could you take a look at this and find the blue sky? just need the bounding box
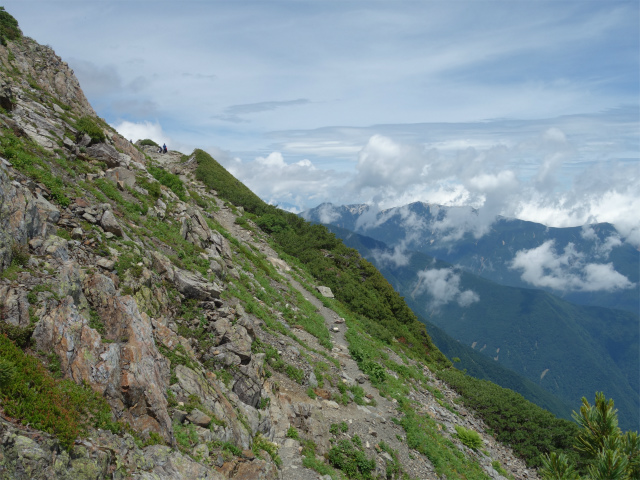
[5,1,639,243]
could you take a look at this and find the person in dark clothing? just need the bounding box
[162,143,167,154]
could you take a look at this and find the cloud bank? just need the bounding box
[509,240,634,292]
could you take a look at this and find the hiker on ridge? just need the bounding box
[163,143,167,154]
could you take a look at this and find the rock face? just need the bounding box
[0,17,541,480]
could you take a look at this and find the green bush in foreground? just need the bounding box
[0,335,118,449]
[540,393,640,480]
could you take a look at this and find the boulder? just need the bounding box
[316,286,334,298]
[186,408,212,428]
[105,166,136,188]
[100,209,123,237]
[172,269,221,300]
[86,143,121,168]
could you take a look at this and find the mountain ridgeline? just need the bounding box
[0,8,638,480]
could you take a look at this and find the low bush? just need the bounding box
[139,139,159,147]
[0,334,118,450]
[455,425,483,450]
[75,116,105,143]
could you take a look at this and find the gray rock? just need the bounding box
[42,235,69,262]
[187,408,212,428]
[71,227,83,239]
[105,166,136,188]
[173,268,221,300]
[172,409,188,424]
[100,209,123,237]
[316,286,334,298]
[96,257,115,270]
[82,212,97,224]
[86,143,120,168]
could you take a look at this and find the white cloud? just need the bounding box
[414,267,479,309]
[580,225,623,258]
[372,241,412,268]
[112,120,169,146]
[317,203,341,224]
[509,240,634,292]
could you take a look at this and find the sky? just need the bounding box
[5,1,639,245]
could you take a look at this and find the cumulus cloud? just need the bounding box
[371,242,412,268]
[223,151,336,211]
[413,267,480,309]
[509,240,634,292]
[112,120,169,145]
[316,203,341,224]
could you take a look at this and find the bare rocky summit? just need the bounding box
[0,22,543,480]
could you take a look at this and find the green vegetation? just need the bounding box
[399,408,491,479]
[286,426,299,440]
[329,421,349,435]
[328,438,375,480]
[149,165,187,201]
[0,335,118,450]
[0,128,71,207]
[139,138,159,147]
[438,367,581,468]
[75,116,105,143]
[455,425,483,450]
[540,393,640,480]
[0,7,21,46]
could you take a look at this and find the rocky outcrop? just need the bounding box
[0,37,95,117]
[33,275,173,442]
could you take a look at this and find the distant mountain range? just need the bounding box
[303,202,639,313]
[302,203,640,430]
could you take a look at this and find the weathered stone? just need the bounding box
[96,257,115,270]
[151,250,175,281]
[0,286,30,327]
[316,286,334,298]
[105,166,136,188]
[267,256,290,272]
[34,276,173,442]
[71,227,83,239]
[86,143,120,168]
[233,458,278,480]
[42,235,69,262]
[100,209,123,237]
[187,408,212,428]
[173,268,221,300]
[172,409,188,424]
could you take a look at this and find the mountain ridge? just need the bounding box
[0,8,636,479]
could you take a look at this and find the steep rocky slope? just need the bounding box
[0,17,548,480]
